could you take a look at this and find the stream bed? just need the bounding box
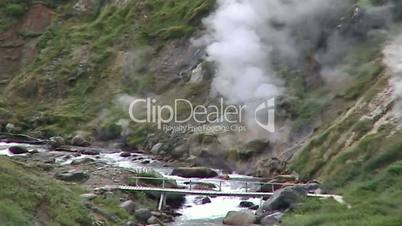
[0,142,262,225]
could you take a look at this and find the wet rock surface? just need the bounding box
[55,171,90,182]
[171,167,218,178]
[8,146,28,154]
[223,210,256,225]
[257,185,308,214]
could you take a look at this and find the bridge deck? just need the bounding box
[104,185,340,200]
[118,185,274,196]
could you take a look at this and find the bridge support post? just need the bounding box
[158,192,166,211]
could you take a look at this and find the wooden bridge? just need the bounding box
[100,176,340,210]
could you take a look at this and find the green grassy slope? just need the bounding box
[0,157,91,226]
[0,0,214,137]
[285,50,402,225]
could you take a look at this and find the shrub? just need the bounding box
[4,3,25,17]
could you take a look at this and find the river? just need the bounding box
[0,142,261,225]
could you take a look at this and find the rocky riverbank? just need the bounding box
[0,135,329,226]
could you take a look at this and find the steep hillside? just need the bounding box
[0,0,400,177]
[284,30,402,226]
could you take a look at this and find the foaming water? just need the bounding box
[0,142,47,156]
[0,142,261,225]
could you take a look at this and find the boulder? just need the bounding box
[147,216,158,224]
[150,143,163,154]
[31,152,57,164]
[194,196,211,205]
[239,201,255,208]
[5,123,18,133]
[120,200,137,214]
[257,185,307,214]
[171,144,189,158]
[260,212,283,226]
[223,210,256,225]
[256,158,287,178]
[171,167,218,178]
[8,146,28,154]
[258,183,283,193]
[55,171,89,182]
[80,149,100,155]
[135,208,152,223]
[49,136,65,148]
[29,149,39,154]
[120,152,131,157]
[71,135,91,147]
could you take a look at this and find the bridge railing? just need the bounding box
[129,176,291,193]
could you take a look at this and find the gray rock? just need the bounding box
[29,149,39,154]
[260,212,283,226]
[8,146,28,154]
[171,167,218,178]
[147,216,158,224]
[189,63,204,83]
[141,160,151,164]
[80,149,100,155]
[31,152,58,164]
[5,123,17,133]
[71,135,91,146]
[135,208,152,223]
[55,171,89,182]
[71,158,95,165]
[171,144,188,158]
[194,196,211,205]
[120,152,131,157]
[120,200,136,214]
[49,136,65,148]
[239,201,255,208]
[125,221,136,226]
[151,143,163,154]
[257,185,307,214]
[223,210,256,225]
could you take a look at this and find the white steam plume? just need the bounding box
[384,34,402,101]
[197,0,344,105]
[200,0,280,104]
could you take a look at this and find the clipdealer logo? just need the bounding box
[128,98,275,133]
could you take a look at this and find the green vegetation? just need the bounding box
[4,3,25,17]
[0,157,91,226]
[283,159,402,226]
[91,194,130,223]
[289,68,402,225]
[0,0,215,138]
[0,0,71,31]
[138,0,215,42]
[126,123,154,148]
[340,61,383,100]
